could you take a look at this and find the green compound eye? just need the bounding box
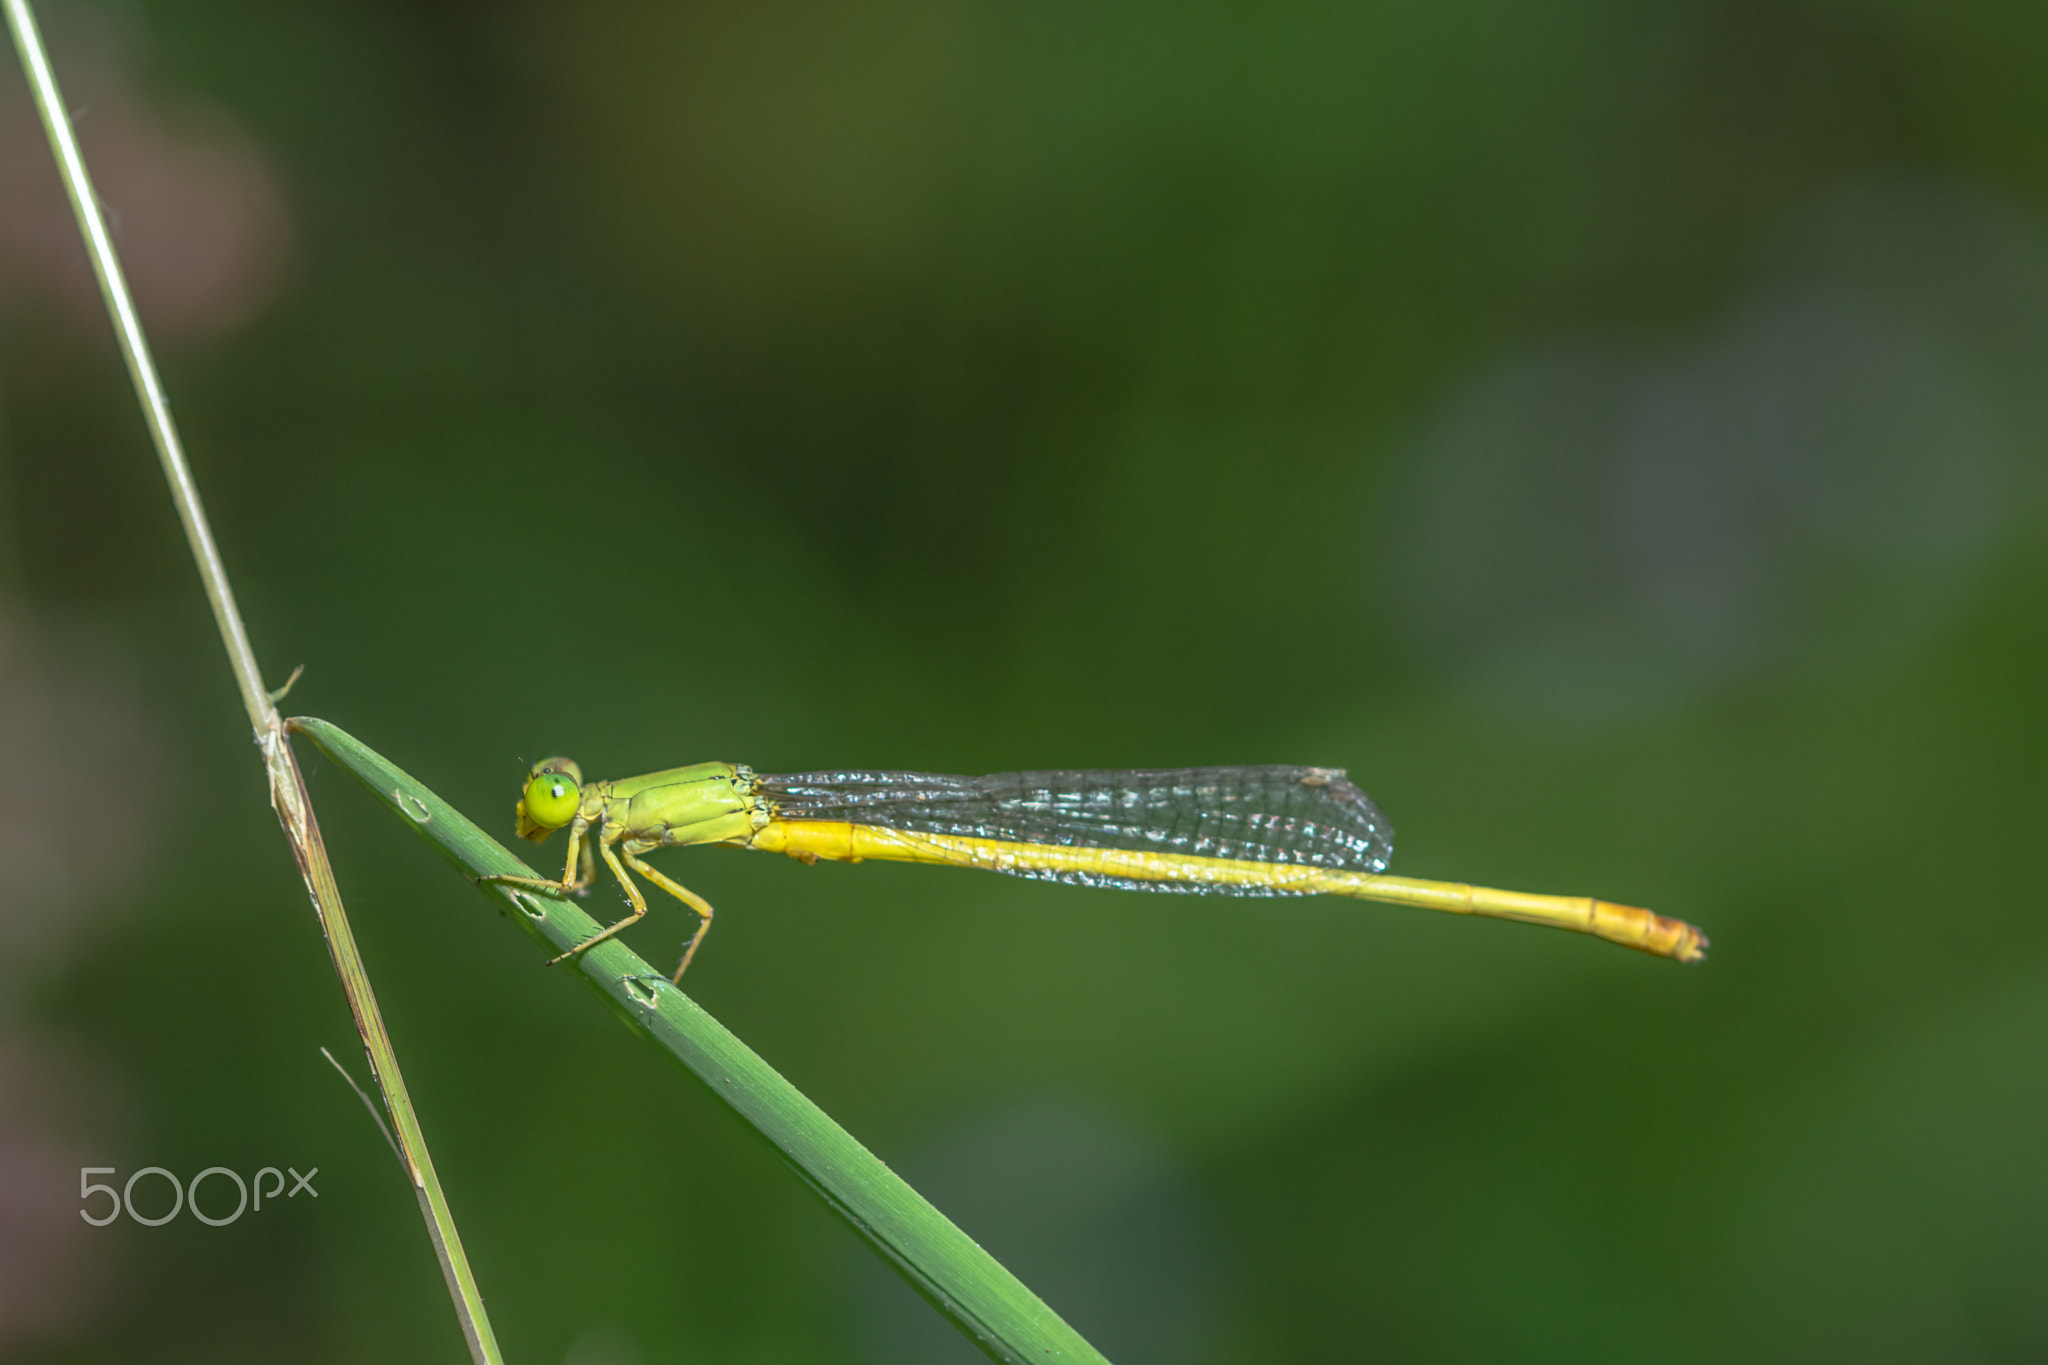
[520,769,580,830]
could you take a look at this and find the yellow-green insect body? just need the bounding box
[502,757,763,981]
[491,755,1706,984]
[517,759,758,848]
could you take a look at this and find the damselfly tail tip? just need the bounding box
[1676,924,1709,965]
[1590,899,1708,964]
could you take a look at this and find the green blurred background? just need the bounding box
[2,0,2046,1360]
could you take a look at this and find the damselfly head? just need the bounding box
[516,756,583,840]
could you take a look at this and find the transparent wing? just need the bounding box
[753,765,1393,896]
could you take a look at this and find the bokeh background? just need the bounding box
[3,0,2046,1360]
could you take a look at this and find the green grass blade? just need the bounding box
[288,716,1113,1365]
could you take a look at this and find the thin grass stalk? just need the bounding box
[0,6,502,1360]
